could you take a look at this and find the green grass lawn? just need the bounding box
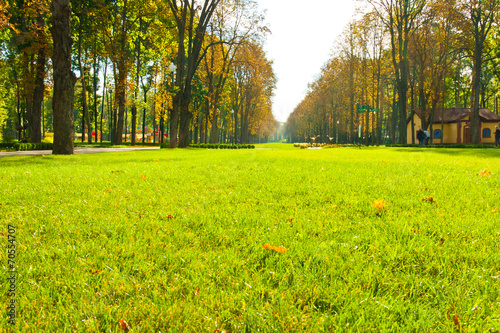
[1,144,500,332]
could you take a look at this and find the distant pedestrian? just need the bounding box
[416,129,424,146]
[495,126,500,148]
[423,130,430,145]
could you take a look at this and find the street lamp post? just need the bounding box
[336,120,339,144]
[231,109,234,144]
[167,62,176,144]
[109,88,114,144]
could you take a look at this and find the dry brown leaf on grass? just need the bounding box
[479,169,491,177]
[119,319,130,331]
[262,244,288,253]
[453,314,460,330]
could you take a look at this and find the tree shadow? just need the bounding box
[390,147,500,159]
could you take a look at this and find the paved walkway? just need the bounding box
[0,146,160,157]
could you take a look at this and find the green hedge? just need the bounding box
[0,142,16,149]
[386,144,492,149]
[159,143,255,149]
[14,143,53,151]
[190,143,255,149]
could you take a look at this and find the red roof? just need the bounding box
[409,108,500,124]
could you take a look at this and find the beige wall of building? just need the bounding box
[407,114,499,144]
[439,123,456,144]
[482,122,498,144]
[407,114,422,143]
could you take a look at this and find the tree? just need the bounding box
[366,0,427,144]
[31,5,49,143]
[203,0,266,143]
[457,0,499,143]
[166,0,221,148]
[51,0,76,154]
[75,0,92,143]
[231,41,276,143]
[5,0,50,143]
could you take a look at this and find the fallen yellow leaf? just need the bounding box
[373,199,386,210]
[262,244,288,253]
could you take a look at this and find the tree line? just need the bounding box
[0,0,277,153]
[286,0,500,145]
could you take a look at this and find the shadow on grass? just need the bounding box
[0,156,50,166]
[390,147,500,159]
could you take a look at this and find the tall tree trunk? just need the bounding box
[349,62,354,143]
[131,21,141,146]
[178,90,193,147]
[31,14,46,144]
[100,59,107,143]
[209,112,218,143]
[471,39,483,144]
[142,87,148,144]
[234,110,238,144]
[24,55,34,139]
[78,1,92,144]
[115,0,128,145]
[51,0,76,154]
[167,0,220,148]
[169,18,185,148]
[93,37,99,142]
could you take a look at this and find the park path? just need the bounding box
[0,146,160,157]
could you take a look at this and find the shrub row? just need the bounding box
[14,142,53,151]
[294,143,366,149]
[387,144,493,149]
[0,142,16,149]
[190,143,255,149]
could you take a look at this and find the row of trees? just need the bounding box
[0,0,277,153]
[287,0,500,145]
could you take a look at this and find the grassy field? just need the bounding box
[1,144,500,332]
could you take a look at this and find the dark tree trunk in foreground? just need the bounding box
[51,0,76,154]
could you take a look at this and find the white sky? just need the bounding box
[257,1,358,122]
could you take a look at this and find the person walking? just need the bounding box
[416,129,424,146]
[495,126,500,148]
[423,129,431,145]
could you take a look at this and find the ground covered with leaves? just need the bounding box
[1,144,499,332]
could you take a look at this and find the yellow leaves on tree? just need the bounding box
[262,244,288,253]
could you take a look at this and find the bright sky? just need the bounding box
[257,1,358,122]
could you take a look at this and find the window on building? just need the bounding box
[434,129,442,139]
[483,128,491,138]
